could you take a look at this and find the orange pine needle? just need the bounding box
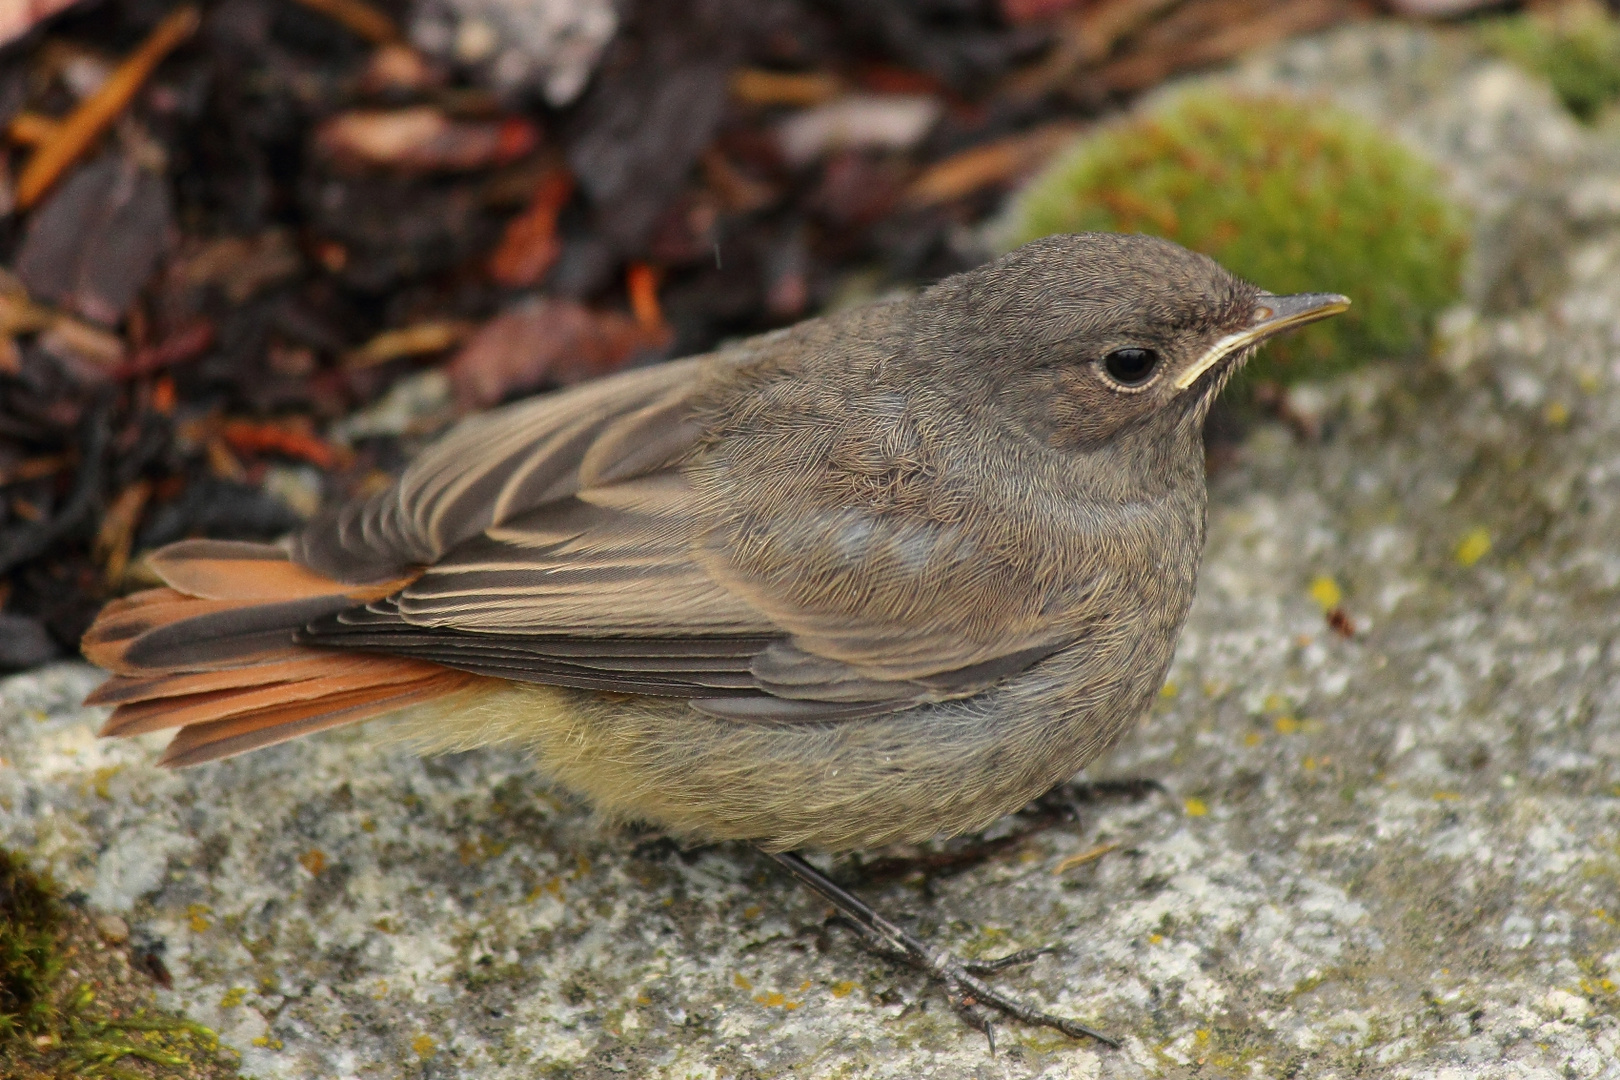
[488,170,574,288]
[152,377,177,414]
[16,6,201,210]
[95,479,155,586]
[7,112,63,148]
[220,420,350,470]
[626,263,665,331]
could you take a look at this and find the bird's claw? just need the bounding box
[767,852,1118,1048]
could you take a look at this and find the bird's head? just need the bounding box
[912,233,1348,462]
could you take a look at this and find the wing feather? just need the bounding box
[290,357,709,583]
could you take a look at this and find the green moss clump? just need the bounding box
[1,849,62,1041]
[998,92,1468,389]
[1480,2,1620,123]
[1,847,243,1080]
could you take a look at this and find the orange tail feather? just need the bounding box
[80,539,471,766]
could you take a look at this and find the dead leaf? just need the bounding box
[903,122,1082,207]
[16,151,174,326]
[315,107,539,172]
[701,147,777,214]
[344,319,473,368]
[730,69,842,107]
[171,229,302,304]
[37,315,124,378]
[488,169,573,287]
[0,0,83,50]
[94,478,153,586]
[777,94,943,167]
[448,298,672,411]
[360,43,447,95]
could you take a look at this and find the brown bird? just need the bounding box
[80,233,1346,1045]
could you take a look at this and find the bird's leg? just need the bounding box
[764,850,1117,1050]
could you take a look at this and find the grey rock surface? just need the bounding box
[4,23,1620,1079]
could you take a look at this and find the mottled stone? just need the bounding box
[3,22,1620,1080]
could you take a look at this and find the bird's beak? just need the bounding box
[1172,292,1352,391]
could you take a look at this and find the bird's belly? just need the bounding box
[394,632,1174,851]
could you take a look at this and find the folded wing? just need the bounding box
[291,324,1085,720]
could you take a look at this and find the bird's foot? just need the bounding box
[767,851,1116,1051]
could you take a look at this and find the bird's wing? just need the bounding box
[295,337,1086,718]
[289,355,712,584]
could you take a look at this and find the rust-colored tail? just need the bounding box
[81,539,479,767]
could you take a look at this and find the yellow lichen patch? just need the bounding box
[298,849,326,875]
[733,973,753,991]
[752,991,801,1009]
[411,1034,436,1058]
[1456,527,1492,567]
[87,764,124,800]
[1309,576,1343,611]
[187,904,212,932]
[526,877,565,903]
[1160,680,1179,699]
[1184,797,1209,817]
[1274,716,1300,735]
[1432,791,1463,802]
[1244,731,1264,747]
[1544,401,1570,425]
[218,987,246,1008]
[830,981,857,998]
[471,835,507,862]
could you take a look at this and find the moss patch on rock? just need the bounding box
[0,848,242,1080]
[1480,1,1620,123]
[1,848,61,1043]
[997,92,1468,390]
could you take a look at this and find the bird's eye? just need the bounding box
[1101,347,1160,388]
